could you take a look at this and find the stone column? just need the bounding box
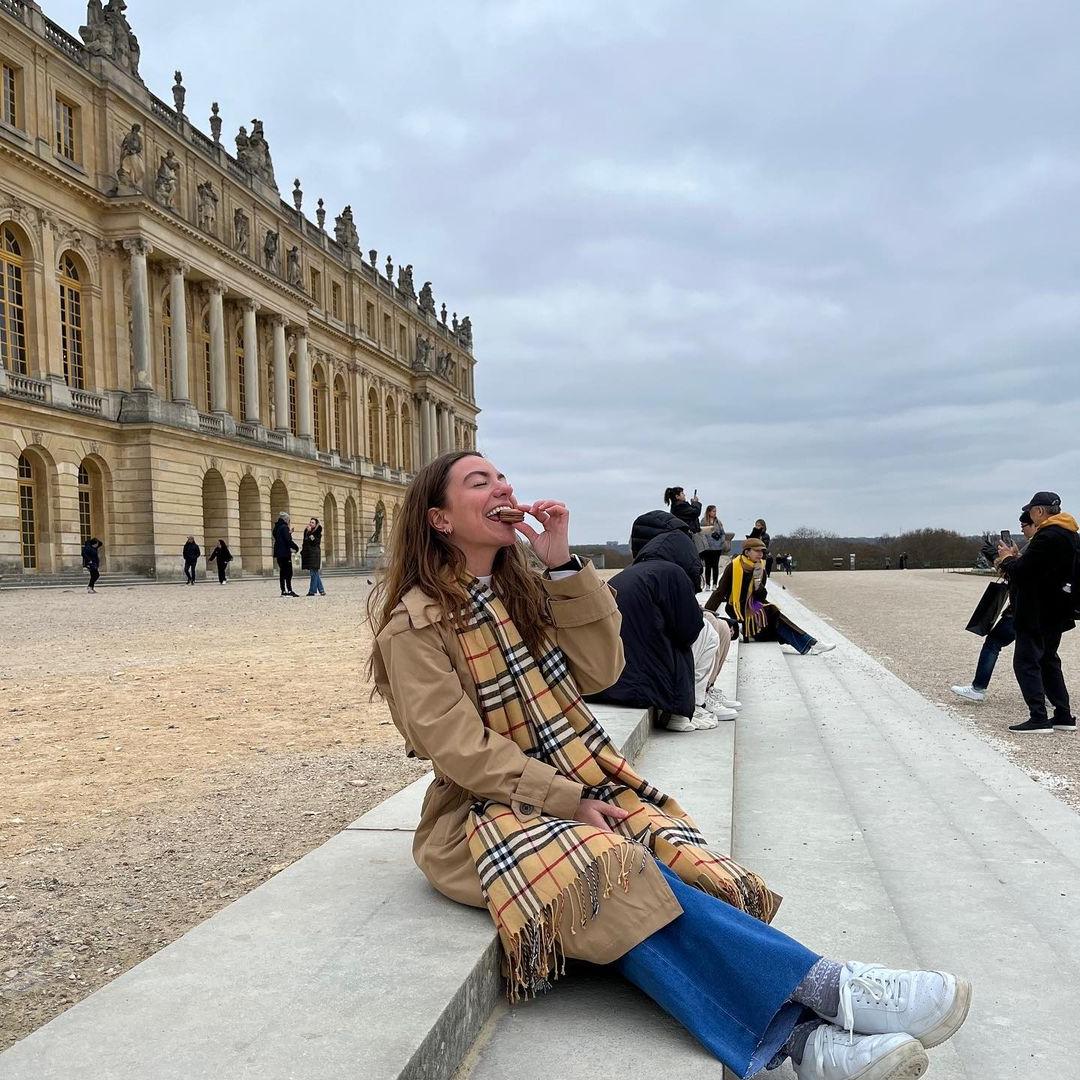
[123,238,153,391]
[419,396,431,463]
[427,398,439,461]
[168,261,190,402]
[295,329,312,441]
[242,300,260,423]
[207,281,227,414]
[271,315,288,432]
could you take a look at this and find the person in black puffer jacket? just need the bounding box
[301,517,326,596]
[589,512,735,731]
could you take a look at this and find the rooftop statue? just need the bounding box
[418,281,436,316]
[80,0,143,81]
[236,119,277,189]
[334,205,359,250]
[398,263,416,298]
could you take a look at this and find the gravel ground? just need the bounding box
[787,569,1080,810]
[0,575,426,1051]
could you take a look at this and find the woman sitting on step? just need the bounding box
[706,538,835,655]
[369,451,970,1080]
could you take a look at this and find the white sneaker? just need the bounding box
[809,642,837,655]
[666,715,696,732]
[702,700,738,721]
[691,706,718,729]
[950,684,986,703]
[706,688,742,711]
[795,1026,927,1080]
[832,962,972,1049]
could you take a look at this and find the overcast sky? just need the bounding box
[51,0,1080,542]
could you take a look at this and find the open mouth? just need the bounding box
[486,505,524,523]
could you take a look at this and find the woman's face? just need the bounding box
[431,457,519,551]
[674,488,686,503]
[309,518,317,530]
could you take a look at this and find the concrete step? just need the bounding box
[766,591,1080,1076]
[0,702,650,1080]
[732,642,968,1080]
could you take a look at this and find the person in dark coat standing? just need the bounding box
[663,486,701,535]
[996,491,1079,733]
[182,536,201,584]
[207,539,233,584]
[82,537,103,593]
[749,519,773,582]
[272,512,300,596]
[301,517,326,596]
[589,511,736,731]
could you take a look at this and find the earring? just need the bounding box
[444,526,453,536]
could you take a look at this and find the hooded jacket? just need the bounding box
[1001,512,1079,636]
[272,518,298,561]
[588,514,703,720]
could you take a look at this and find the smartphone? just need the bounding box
[1000,529,1012,543]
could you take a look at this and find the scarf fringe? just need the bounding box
[502,843,639,1003]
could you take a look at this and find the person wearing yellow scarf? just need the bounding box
[996,491,1079,734]
[705,539,835,655]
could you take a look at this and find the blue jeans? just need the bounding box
[616,862,818,1078]
[775,616,816,655]
[307,569,325,595]
[973,614,1015,691]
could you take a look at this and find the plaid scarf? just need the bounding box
[457,580,779,1000]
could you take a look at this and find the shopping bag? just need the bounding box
[965,581,1009,636]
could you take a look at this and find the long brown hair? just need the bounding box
[367,451,553,681]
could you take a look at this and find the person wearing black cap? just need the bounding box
[951,511,1035,703]
[996,491,1079,733]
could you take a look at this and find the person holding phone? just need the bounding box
[951,512,1035,702]
[663,486,701,536]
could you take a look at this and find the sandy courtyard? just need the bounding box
[0,574,427,1052]
[786,569,1080,809]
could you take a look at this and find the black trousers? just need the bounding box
[86,566,100,589]
[215,560,227,583]
[184,560,197,583]
[701,550,723,589]
[278,557,294,594]
[1013,628,1072,723]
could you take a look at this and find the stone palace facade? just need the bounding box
[0,0,479,578]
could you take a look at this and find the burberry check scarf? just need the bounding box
[457,580,779,1000]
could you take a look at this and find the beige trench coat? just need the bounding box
[373,562,683,964]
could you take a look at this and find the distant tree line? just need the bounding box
[772,527,981,571]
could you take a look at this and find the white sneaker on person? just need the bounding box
[830,963,972,1049]
[706,688,742,711]
[795,1027,927,1080]
[691,707,718,729]
[702,700,738,721]
[950,684,986,703]
[808,642,836,655]
[666,715,696,732]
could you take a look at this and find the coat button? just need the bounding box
[519,803,536,815]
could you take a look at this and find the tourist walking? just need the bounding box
[369,450,970,1080]
[272,512,300,597]
[706,538,835,654]
[700,505,730,590]
[82,537,103,593]
[996,491,1079,734]
[951,512,1035,703]
[182,536,201,584]
[301,517,326,596]
[207,538,233,584]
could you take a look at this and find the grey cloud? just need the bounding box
[46,0,1080,539]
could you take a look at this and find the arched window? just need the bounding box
[401,403,413,473]
[18,452,36,569]
[312,366,326,451]
[161,292,172,399]
[235,322,246,419]
[58,255,84,388]
[367,388,380,462]
[1,226,27,375]
[385,396,397,468]
[77,462,92,543]
[333,377,347,455]
[287,355,298,435]
[199,310,212,412]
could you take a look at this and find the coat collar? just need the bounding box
[401,586,446,629]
